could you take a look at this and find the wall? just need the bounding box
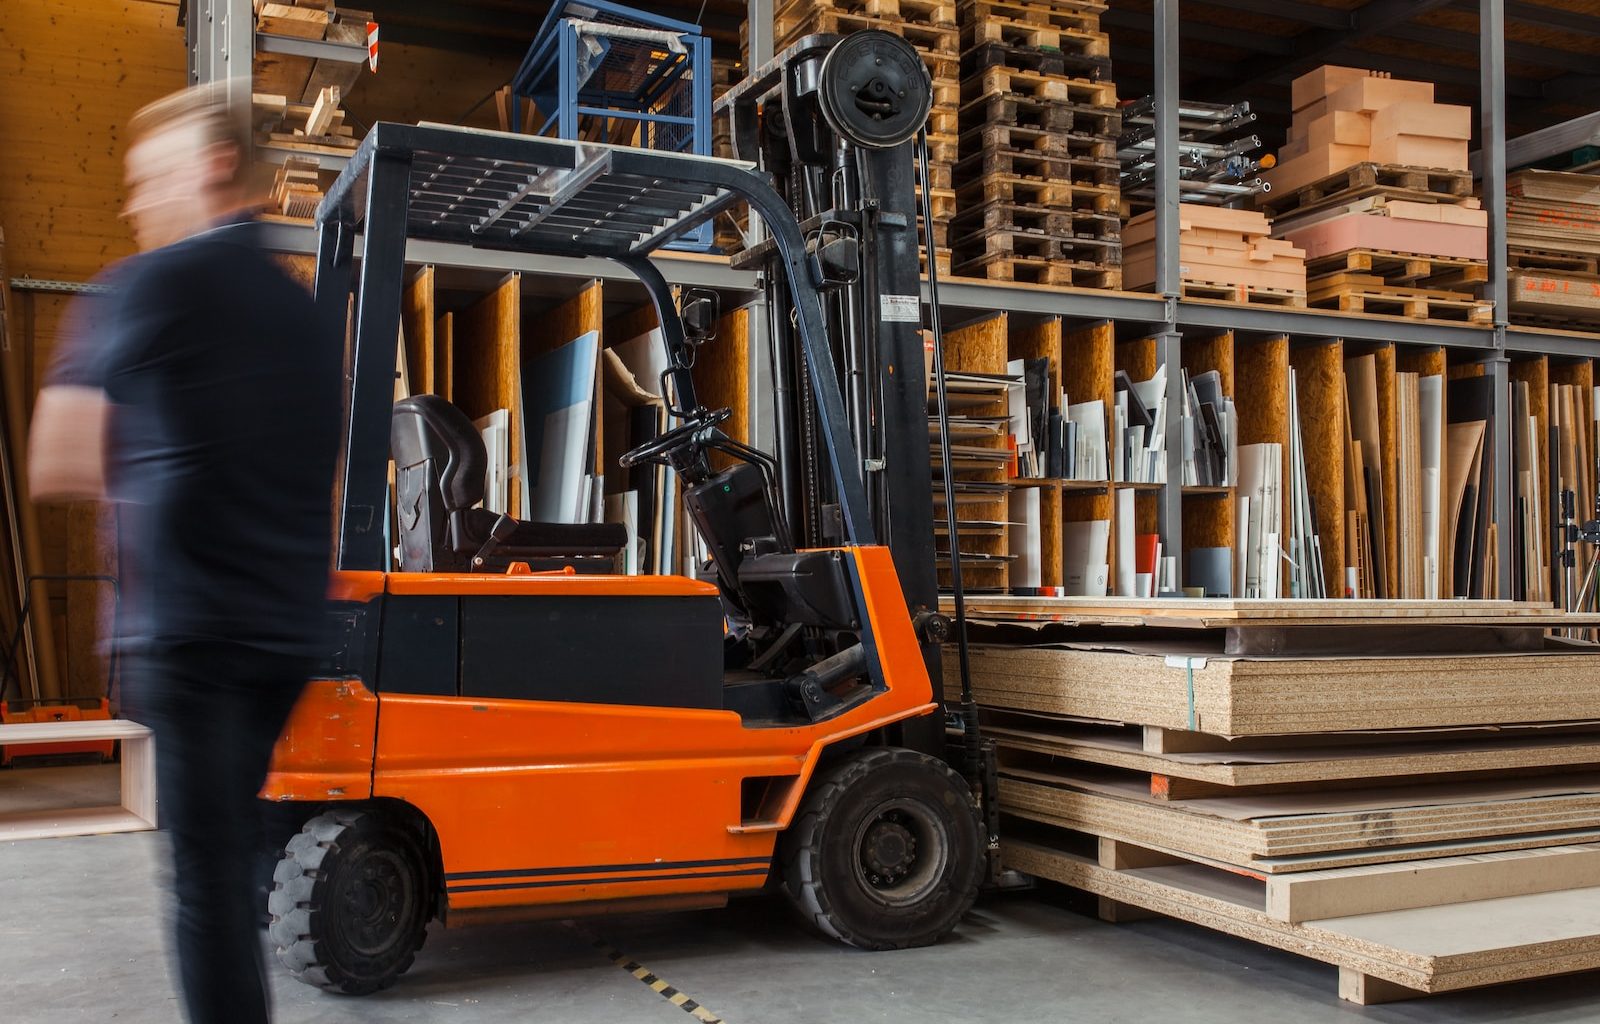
[0,0,186,698]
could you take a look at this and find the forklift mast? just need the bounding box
[720,32,946,753]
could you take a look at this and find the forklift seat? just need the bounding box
[390,395,627,572]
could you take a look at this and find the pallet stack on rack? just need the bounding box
[1262,66,1492,324]
[1505,170,1600,329]
[950,0,1120,287]
[959,603,1600,1004]
[765,0,960,273]
[1121,204,1307,306]
[252,1,372,223]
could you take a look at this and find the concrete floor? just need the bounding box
[3,766,1599,1023]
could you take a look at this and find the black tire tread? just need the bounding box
[780,747,982,950]
[268,808,429,996]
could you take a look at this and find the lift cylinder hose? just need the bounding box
[785,643,868,716]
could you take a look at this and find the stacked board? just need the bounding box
[951,0,1120,287]
[767,0,959,274]
[1122,205,1306,306]
[1505,170,1600,329]
[964,608,1600,1002]
[253,2,372,224]
[1263,66,1491,324]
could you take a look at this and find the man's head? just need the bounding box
[123,83,254,251]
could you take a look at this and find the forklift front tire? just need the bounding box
[781,747,983,950]
[269,808,432,995]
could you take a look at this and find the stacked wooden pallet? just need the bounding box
[768,0,959,273]
[951,0,1120,287]
[1505,170,1600,329]
[1263,67,1491,324]
[1122,205,1306,306]
[959,601,1600,1003]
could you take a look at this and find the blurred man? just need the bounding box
[28,84,341,1024]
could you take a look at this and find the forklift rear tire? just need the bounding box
[269,808,432,995]
[781,747,983,950]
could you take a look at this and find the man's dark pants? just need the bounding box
[130,640,310,1024]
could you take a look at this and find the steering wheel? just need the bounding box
[619,407,732,469]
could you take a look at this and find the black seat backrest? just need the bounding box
[391,395,487,515]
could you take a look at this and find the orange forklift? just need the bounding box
[264,31,995,994]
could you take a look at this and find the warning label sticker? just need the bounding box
[879,294,921,323]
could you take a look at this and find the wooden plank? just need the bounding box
[0,806,154,843]
[453,273,522,515]
[946,595,1572,626]
[435,312,454,403]
[400,266,435,395]
[304,84,340,137]
[962,641,1600,735]
[1269,845,1600,924]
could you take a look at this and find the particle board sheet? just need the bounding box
[961,642,1600,734]
[986,713,1600,792]
[999,767,1600,866]
[1002,839,1600,1001]
[943,594,1570,627]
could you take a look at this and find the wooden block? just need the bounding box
[1368,135,1469,171]
[1339,968,1426,1005]
[1371,101,1473,142]
[0,721,157,839]
[1260,146,1372,196]
[1280,212,1487,262]
[1292,65,1385,112]
[257,1,329,39]
[1097,895,1161,922]
[1304,109,1373,150]
[1268,845,1600,924]
[1278,136,1310,161]
[304,85,340,137]
[1326,76,1435,115]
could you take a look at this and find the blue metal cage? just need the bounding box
[511,0,714,249]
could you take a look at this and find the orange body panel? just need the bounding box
[262,680,379,802]
[265,545,935,916]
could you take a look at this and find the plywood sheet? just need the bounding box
[962,641,1600,735]
[1290,340,1346,596]
[401,266,435,395]
[453,274,521,513]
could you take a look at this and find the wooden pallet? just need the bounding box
[961,63,1117,110]
[1508,269,1600,324]
[923,248,954,276]
[956,171,1118,210]
[959,0,1107,33]
[1258,162,1475,219]
[952,198,1119,239]
[1305,249,1488,294]
[961,122,1115,160]
[1308,271,1494,323]
[961,19,1110,60]
[1178,279,1307,308]
[774,8,959,57]
[960,91,1121,137]
[952,251,1121,287]
[956,225,1121,264]
[1005,827,1600,1005]
[775,0,957,25]
[922,160,954,192]
[923,131,959,167]
[961,39,1113,83]
[1510,247,1600,275]
[955,146,1119,187]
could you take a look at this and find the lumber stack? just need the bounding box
[1262,67,1492,324]
[764,0,959,274]
[1506,170,1600,328]
[253,1,372,224]
[951,0,1121,287]
[252,87,354,221]
[1122,205,1306,306]
[960,606,1600,1002]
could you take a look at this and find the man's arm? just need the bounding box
[28,385,109,502]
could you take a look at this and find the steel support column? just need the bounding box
[1482,0,1513,599]
[1153,0,1183,586]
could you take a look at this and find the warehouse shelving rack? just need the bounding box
[181,0,1600,598]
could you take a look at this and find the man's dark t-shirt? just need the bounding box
[51,221,342,659]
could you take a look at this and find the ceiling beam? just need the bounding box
[1205,0,1459,99]
[1383,22,1600,76]
[1100,8,1293,55]
[1188,0,1351,30]
[1502,0,1600,35]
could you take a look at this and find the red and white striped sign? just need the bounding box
[366,22,379,72]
